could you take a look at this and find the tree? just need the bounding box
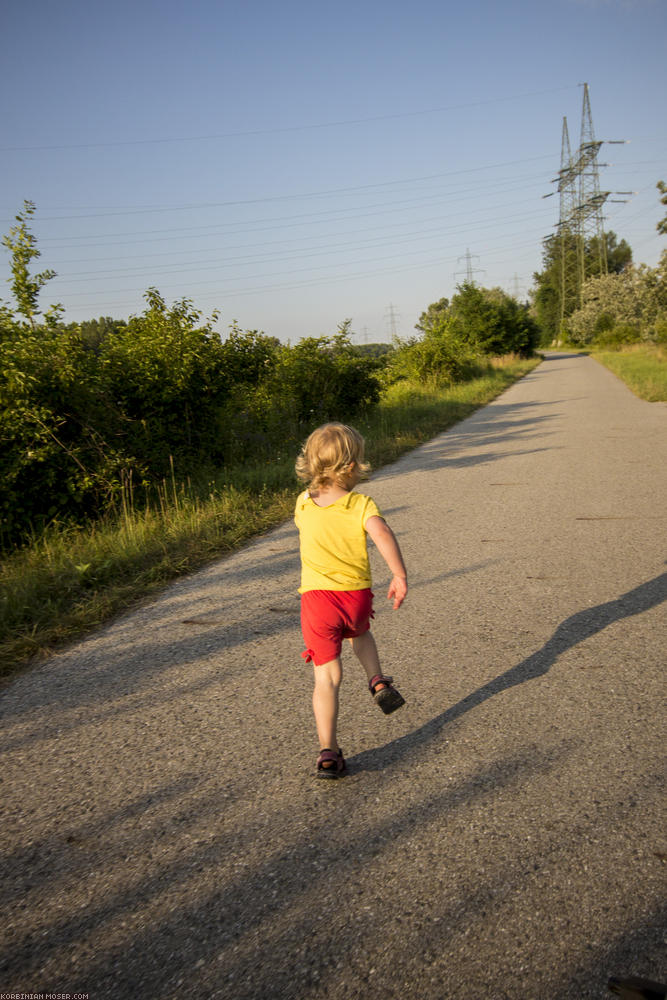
[531,230,577,344]
[658,181,667,236]
[532,230,632,343]
[352,342,394,360]
[415,297,449,335]
[449,284,539,357]
[388,316,480,386]
[1,200,62,329]
[0,322,131,540]
[273,321,381,424]
[589,231,632,276]
[99,288,228,475]
[220,323,281,386]
[568,251,667,345]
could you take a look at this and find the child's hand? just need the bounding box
[387,575,407,610]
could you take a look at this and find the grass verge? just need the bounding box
[592,344,667,402]
[0,356,539,678]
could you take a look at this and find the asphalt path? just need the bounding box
[1,352,666,1000]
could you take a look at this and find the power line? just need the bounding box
[30,174,550,251]
[0,85,576,153]
[0,155,556,226]
[54,209,544,280]
[56,229,550,311]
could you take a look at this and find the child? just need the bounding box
[294,422,408,779]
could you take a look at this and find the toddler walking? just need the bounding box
[294,422,408,779]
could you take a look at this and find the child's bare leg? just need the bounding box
[312,658,342,751]
[351,629,405,713]
[350,630,386,688]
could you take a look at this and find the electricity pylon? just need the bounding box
[575,83,608,284]
[384,303,400,339]
[544,83,630,333]
[556,116,580,331]
[454,248,484,285]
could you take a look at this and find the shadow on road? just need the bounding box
[350,569,667,773]
[0,740,572,999]
[375,400,563,479]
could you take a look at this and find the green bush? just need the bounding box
[215,327,383,467]
[1,206,385,547]
[408,285,540,362]
[388,319,482,387]
[593,323,640,349]
[271,326,382,424]
[0,326,133,541]
[0,302,383,545]
[98,289,231,478]
[593,312,615,337]
[449,284,540,357]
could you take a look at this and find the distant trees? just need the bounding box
[531,194,666,348]
[567,251,667,347]
[76,316,127,352]
[531,230,632,344]
[388,284,539,387]
[448,284,540,357]
[352,342,394,360]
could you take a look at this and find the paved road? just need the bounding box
[1,352,665,1000]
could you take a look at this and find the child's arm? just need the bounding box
[365,515,408,609]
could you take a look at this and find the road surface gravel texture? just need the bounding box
[1,352,665,1000]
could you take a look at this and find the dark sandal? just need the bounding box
[369,674,405,715]
[316,748,347,779]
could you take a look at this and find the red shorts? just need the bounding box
[300,589,374,665]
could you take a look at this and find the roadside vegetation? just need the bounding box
[591,344,667,402]
[4,176,665,674]
[1,201,540,675]
[0,356,537,674]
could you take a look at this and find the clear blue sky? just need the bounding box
[2,0,665,343]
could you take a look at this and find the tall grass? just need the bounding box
[0,483,296,672]
[592,344,667,402]
[0,356,539,676]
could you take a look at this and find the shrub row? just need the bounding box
[0,296,381,544]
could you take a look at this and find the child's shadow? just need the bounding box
[349,569,667,773]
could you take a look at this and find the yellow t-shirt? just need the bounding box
[294,490,382,593]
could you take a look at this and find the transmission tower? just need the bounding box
[545,83,630,333]
[576,83,608,284]
[454,248,484,285]
[556,116,580,330]
[384,303,400,339]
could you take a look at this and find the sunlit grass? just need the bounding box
[0,484,296,673]
[592,344,667,402]
[0,356,539,676]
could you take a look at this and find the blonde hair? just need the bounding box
[295,422,370,490]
